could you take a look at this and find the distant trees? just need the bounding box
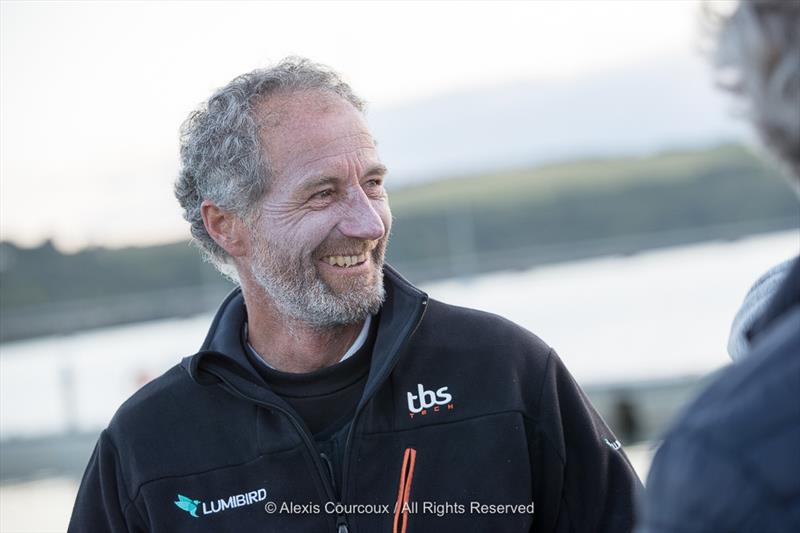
[2,144,797,340]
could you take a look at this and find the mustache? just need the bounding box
[314,238,382,258]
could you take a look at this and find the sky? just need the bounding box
[0,0,733,251]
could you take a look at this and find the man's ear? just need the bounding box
[200,200,248,257]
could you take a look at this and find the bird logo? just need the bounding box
[174,494,201,518]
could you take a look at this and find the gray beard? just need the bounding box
[249,241,386,329]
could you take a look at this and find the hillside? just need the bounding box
[386,144,798,277]
[2,144,797,341]
[388,144,756,211]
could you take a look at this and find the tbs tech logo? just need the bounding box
[406,383,455,418]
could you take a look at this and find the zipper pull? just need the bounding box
[334,504,350,532]
[320,452,337,493]
[321,453,349,532]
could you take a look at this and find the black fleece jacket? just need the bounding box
[69,266,641,532]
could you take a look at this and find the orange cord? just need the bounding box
[400,448,417,533]
[392,447,417,533]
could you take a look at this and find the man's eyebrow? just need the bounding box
[363,164,388,178]
[300,175,339,193]
[299,165,388,194]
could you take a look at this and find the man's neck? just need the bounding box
[242,285,364,374]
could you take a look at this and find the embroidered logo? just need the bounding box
[407,383,455,418]
[173,488,267,518]
[174,495,201,518]
[604,438,622,451]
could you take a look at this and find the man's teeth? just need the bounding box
[324,254,368,267]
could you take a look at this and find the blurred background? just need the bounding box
[1,1,798,531]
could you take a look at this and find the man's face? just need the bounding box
[244,90,391,328]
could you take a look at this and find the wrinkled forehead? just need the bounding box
[255,90,378,179]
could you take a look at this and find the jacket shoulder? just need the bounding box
[645,309,800,529]
[405,298,555,400]
[675,308,800,441]
[104,362,256,492]
[420,297,553,359]
[107,363,194,435]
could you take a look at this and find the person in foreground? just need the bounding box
[69,57,640,532]
[639,2,800,532]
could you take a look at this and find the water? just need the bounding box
[1,230,797,440]
[421,230,799,385]
[0,231,796,531]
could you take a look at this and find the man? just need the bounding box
[70,57,640,532]
[639,2,800,532]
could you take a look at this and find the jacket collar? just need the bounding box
[747,256,800,345]
[181,264,428,405]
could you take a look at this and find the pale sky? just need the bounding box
[0,0,724,251]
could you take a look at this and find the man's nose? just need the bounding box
[337,186,385,241]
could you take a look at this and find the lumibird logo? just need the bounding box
[174,495,201,518]
[174,488,268,518]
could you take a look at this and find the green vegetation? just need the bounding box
[0,240,222,310]
[388,144,760,212]
[385,144,797,272]
[1,144,797,340]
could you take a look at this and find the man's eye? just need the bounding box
[313,189,334,200]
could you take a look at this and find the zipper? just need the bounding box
[338,296,428,516]
[320,452,338,494]
[206,373,349,531]
[204,293,428,533]
[319,453,349,532]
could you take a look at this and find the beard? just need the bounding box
[248,230,387,329]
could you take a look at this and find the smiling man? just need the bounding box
[69,58,641,532]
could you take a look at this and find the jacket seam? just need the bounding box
[108,433,139,521]
[123,445,304,506]
[533,349,567,463]
[120,409,566,507]
[537,348,555,418]
[361,409,526,435]
[526,416,567,465]
[360,409,566,464]
[122,496,147,531]
[538,349,576,527]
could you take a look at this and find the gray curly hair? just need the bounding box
[175,57,366,278]
[712,0,800,186]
